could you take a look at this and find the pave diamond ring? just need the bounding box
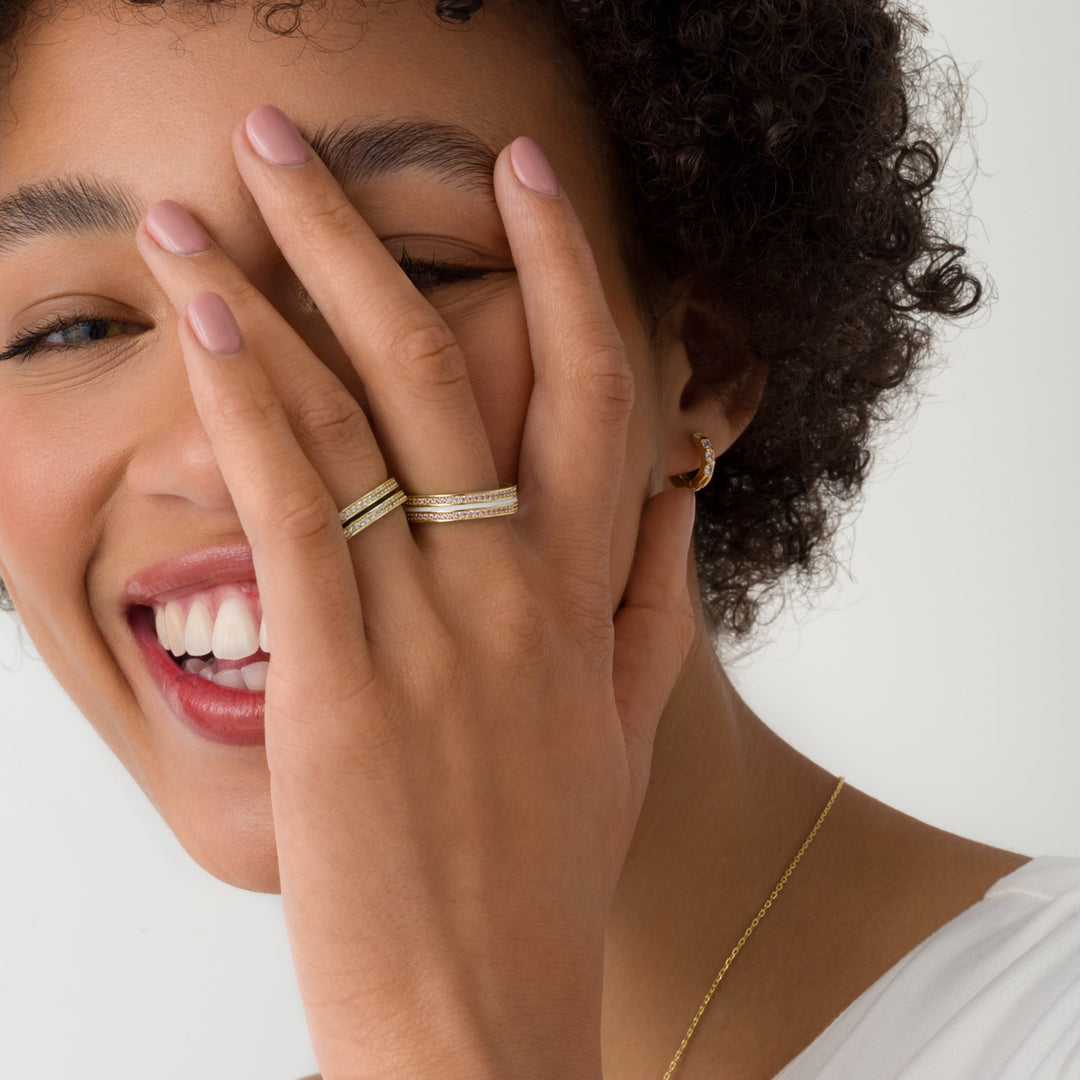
[403,485,518,524]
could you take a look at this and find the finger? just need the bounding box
[136,201,419,604]
[174,289,379,698]
[611,489,697,810]
[231,105,499,496]
[492,137,635,563]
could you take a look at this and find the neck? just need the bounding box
[601,622,837,1077]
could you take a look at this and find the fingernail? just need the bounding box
[145,200,211,256]
[186,292,243,355]
[245,105,309,166]
[509,137,560,197]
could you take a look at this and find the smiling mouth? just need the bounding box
[138,581,270,691]
[122,547,270,745]
[126,600,267,746]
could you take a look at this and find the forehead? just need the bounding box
[0,2,579,200]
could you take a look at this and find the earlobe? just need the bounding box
[659,285,766,481]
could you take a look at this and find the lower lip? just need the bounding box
[130,608,265,747]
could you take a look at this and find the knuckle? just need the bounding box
[206,378,281,434]
[574,346,635,416]
[384,315,467,393]
[268,486,338,545]
[221,278,264,315]
[550,227,599,274]
[484,588,550,670]
[293,383,369,450]
[293,188,361,241]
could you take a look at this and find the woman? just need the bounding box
[0,0,1076,1077]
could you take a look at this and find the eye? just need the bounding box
[395,248,494,293]
[0,314,145,364]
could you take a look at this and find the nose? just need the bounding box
[124,349,235,513]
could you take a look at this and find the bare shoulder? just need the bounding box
[791,780,1032,1005]
[828,782,1031,912]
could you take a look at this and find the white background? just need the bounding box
[1,2,1077,1077]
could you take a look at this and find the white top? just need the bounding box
[775,856,1080,1079]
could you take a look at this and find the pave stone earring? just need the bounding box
[669,432,715,492]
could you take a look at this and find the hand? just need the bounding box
[137,106,696,1080]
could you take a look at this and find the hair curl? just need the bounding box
[0,0,981,643]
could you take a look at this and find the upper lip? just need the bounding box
[122,542,258,609]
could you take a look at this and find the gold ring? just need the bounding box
[404,484,518,523]
[339,478,406,539]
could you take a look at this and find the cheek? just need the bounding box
[0,375,133,685]
[0,372,282,892]
[0,393,122,608]
[451,288,533,482]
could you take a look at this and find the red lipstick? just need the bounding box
[123,543,258,608]
[125,544,267,747]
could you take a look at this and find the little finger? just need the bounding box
[493,138,634,566]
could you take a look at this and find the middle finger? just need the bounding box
[233,105,501,498]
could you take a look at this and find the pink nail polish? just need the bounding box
[186,292,243,355]
[509,137,560,197]
[145,200,211,255]
[245,105,309,166]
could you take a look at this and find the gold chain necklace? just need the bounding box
[661,776,847,1080]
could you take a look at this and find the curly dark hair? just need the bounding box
[0,0,981,643]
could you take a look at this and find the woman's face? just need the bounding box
[0,2,698,889]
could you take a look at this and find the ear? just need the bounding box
[656,283,766,481]
[0,568,14,611]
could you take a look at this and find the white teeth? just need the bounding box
[151,587,267,661]
[211,596,260,661]
[240,661,269,692]
[213,668,248,690]
[165,600,187,657]
[184,600,214,657]
[183,657,269,692]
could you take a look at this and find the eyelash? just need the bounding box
[0,252,493,363]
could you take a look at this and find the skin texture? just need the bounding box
[0,4,1029,1079]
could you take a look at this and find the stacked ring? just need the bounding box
[338,478,407,540]
[404,484,518,524]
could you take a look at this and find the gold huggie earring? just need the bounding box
[669,431,715,492]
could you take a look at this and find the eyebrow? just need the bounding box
[0,176,141,254]
[309,118,497,196]
[0,118,499,254]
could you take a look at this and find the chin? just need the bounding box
[166,787,283,893]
